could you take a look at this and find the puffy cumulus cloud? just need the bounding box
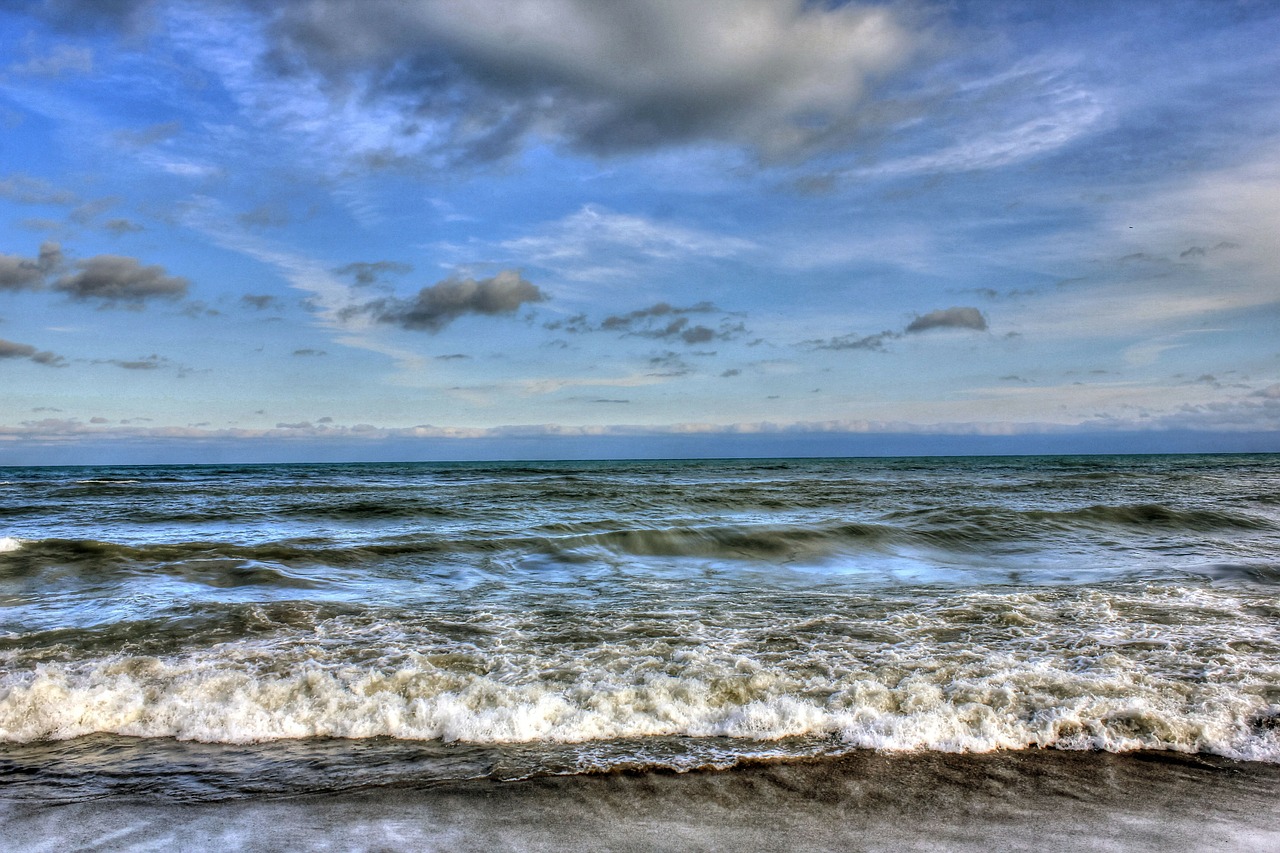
[904,306,988,333]
[53,255,190,305]
[0,337,66,367]
[0,241,62,290]
[364,270,545,332]
[265,0,919,163]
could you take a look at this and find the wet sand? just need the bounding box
[3,749,1279,851]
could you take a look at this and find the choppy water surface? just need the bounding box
[1,454,1279,799]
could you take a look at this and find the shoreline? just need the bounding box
[3,749,1279,851]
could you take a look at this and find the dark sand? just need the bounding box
[3,749,1278,851]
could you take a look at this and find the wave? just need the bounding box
[1,645,1276,762]
[2,499,1275,579]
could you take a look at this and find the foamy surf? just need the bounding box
[2,455,1280,799]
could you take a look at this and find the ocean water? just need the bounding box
[1,454,1279,804]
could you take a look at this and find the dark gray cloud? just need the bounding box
[1179,241,1240,259]
[555,301,746,345]
[435,353,470,360]
[54,255,189,305]
[599,301,715,331]
[805,305,988,352]
[241,294,282,311]
[364,270,545,332]
[259,0,917,165]
[334,260,413,286]
[804,330,900,352]
[0,242,62,290]
[647,350,692,376]
[904,306,988,334]
[0,337,66,367]
[292,348,327,356]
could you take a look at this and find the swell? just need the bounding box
[2,498,1275,580]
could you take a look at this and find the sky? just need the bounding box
[0,0,1278,464]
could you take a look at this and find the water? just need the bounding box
[1,454,1279,803]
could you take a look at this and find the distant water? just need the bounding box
[2,454,1279,801]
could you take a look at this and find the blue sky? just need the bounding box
[1,0,1278,464]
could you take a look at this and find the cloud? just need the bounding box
[804,305,988,352]
[28,0,159,33]
[0,173,78,206]
[803,330,899,352]
[0,337,66,367]
[292,348,327,356]
[103,218,144,235]
[68,196,120,225]
[53,255,190,305]
[497,205,755,281]
[550,301,747,345]
[0,242,62,290]
[257,0,919,164]
[103,354,167,370]
[904,306,988,333]
[241,293,282,311]
[237,203,292,229]
[362,270,546,332]
[115,120,182,148]
[9,43,94,77]
[333,260,413,286]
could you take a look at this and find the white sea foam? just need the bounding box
[0,536,25,553]
[1,606,1277,762]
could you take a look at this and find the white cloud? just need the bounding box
[497,205,755,281]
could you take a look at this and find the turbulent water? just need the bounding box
[2,454,1279,800]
